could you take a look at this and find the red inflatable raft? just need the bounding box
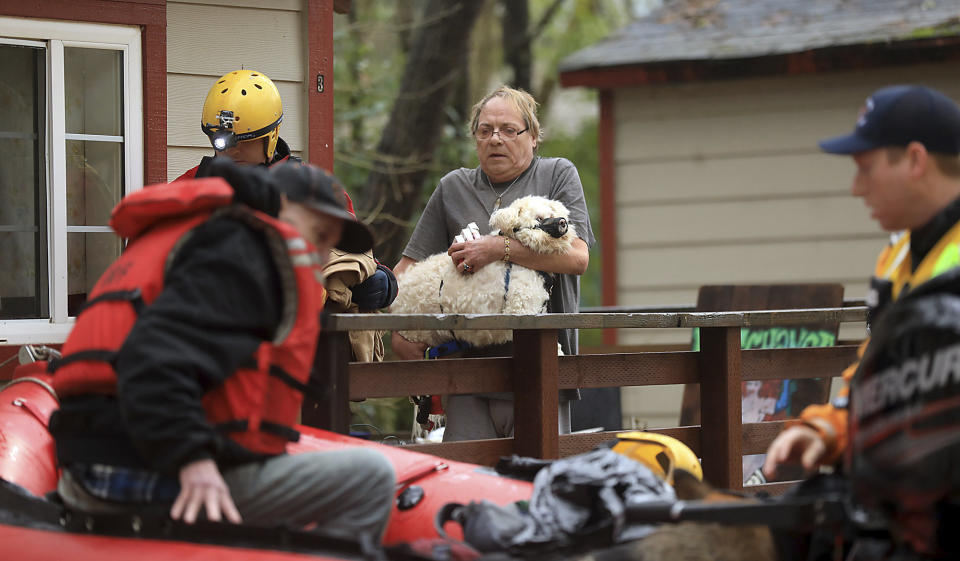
[0,360,532,559]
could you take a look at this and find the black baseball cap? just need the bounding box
[819,85,960,156]
[270,162,375,253]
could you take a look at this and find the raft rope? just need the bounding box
[0,376,59,404]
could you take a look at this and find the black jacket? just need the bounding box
[188,137,301,180]
[50,214,283,475]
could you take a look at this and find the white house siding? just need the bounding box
[615,63,960,428]
[166,0,306,181]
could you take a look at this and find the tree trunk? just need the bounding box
[360,0,488,266]
[502,0,531,92]
[345,3,364,152]
[395,0,417,57]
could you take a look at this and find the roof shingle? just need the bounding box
[559,0,960,73]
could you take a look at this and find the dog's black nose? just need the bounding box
[539,217,568,238]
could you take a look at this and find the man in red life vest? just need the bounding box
[177,69,398,338]
[49,160,395,543]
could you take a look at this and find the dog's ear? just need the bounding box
[549,199,569,218]
[489,205,521,236]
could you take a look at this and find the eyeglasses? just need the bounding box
[475,125,528,141]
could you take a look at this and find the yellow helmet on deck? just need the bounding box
[612,431,703,484]
[201,69,283,160]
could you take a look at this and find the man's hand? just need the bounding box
[448,235,502,274]
[762,424,827,480]
[171,458,242,524]
[392,331,428,360]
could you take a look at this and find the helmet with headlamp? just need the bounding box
[201,70,283,160]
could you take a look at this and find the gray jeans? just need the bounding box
[442,395,571,441]
[440,342,573,442]
[59,448,395,542]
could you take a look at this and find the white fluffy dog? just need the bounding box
[391,195,576,349]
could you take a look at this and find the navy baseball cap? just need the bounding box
[819,85,960,156]
[270,162,374,254]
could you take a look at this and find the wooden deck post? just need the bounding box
[513,328,560,459]
[698,326,743,490]
[301,327,352,434]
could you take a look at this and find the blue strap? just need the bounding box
[502,262,513,311]
[425,339,472,359]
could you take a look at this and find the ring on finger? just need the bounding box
[463,263,472,272]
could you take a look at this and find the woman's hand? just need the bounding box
[762,424,827,480]
[448,235,504,274]
[392,331,428,360]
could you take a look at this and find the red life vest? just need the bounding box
[51,177,326,456]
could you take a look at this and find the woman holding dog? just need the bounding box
[391,85,596,442]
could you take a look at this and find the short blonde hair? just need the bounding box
[469,85,542,144]
[886,146,960,179]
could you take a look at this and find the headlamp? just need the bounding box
[209,130,237,152]
[204,109,238,152]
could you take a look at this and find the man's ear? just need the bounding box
[906,141,929,178]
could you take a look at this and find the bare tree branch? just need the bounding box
[523,0,566,50]
[359,0,489,265]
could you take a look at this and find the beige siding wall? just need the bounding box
[165,0,306,181]
[615,63,960,428]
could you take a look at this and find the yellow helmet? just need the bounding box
[612,431,703,484]
[201,69,283,160]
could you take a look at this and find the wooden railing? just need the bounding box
[301,307,867,495]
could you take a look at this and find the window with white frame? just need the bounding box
[0,19,142,344]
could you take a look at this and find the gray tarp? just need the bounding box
[460,449,675,553]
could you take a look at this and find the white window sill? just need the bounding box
[0,320,74,345]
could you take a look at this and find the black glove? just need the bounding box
[350,263,399,311]
[196,157,281,217]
